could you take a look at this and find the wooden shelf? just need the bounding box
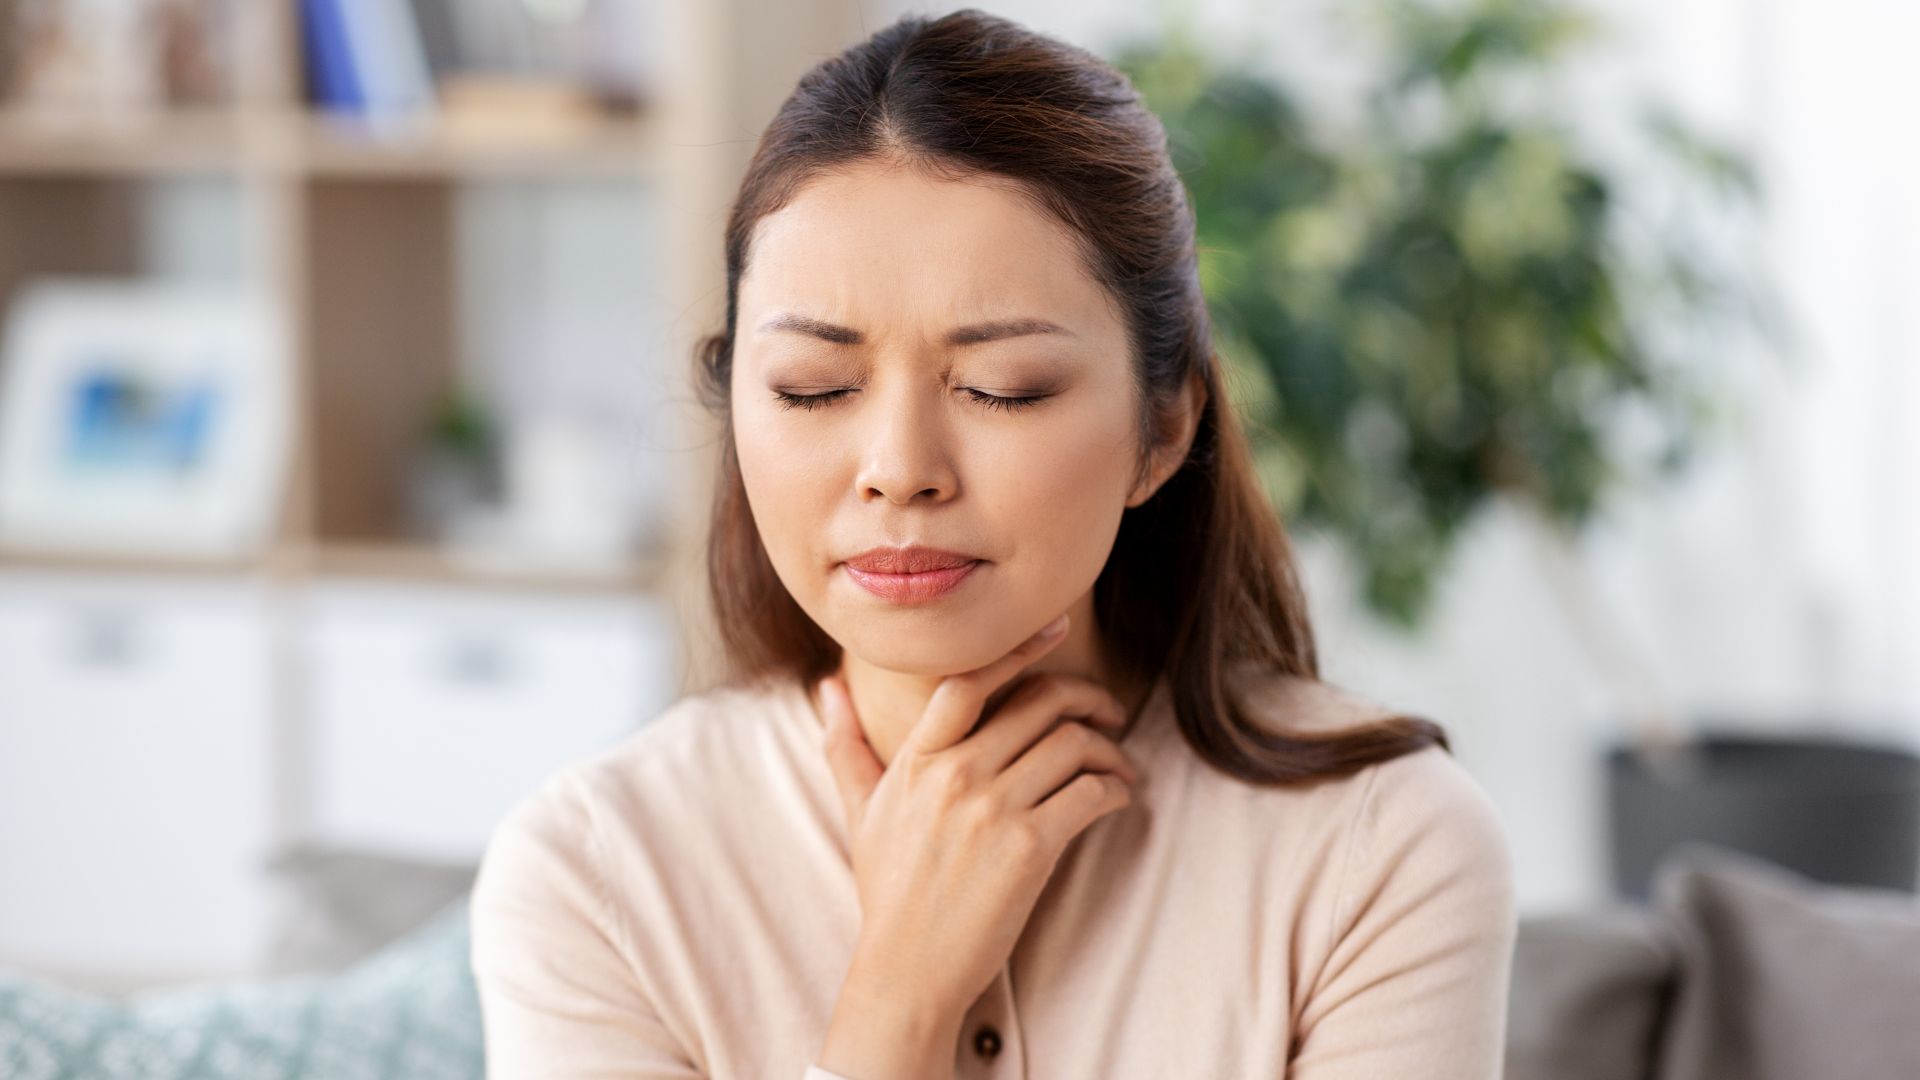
[0,0,901,983]
[283,539,668,594]
[0,106,662,181]
[0,107,253,176]
[0,540,276,579]
[0,0,874,689]
[296,111,660,180]
[0,537,666,594]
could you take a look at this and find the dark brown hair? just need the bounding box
[693,8,1450,784]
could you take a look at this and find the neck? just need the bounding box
[808,603,1155,770]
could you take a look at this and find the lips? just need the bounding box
[842,546,981,573]
[841,545,984,603]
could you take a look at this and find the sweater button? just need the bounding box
[972,1023,1002,1060]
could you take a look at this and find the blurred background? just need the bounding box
[0,0,1914,1075]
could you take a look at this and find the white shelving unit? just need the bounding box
[0,0,866,988]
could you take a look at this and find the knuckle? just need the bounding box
[1063,719,1101,754]
[1080,770,1112,798]
[928,758,972,803]
[955,790,997,834]
[1008,819,1047,860]
[1040,675,1093,712]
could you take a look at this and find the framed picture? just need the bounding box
[0,278,291,557]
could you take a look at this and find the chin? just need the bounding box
[825,615,1018,677]
[835,635,990,676]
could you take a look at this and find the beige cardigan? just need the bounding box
[469,662,1517,1078]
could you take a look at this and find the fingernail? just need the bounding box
[1040,614,1069,640]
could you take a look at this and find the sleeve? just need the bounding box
[1287,745,1519,1079]
[468,770,708,1079]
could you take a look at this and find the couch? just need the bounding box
[1506,841,1920,1080]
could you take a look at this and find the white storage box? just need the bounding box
[297,577,677,862]
[0,569,278,981]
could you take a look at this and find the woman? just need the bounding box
[469,9,1517,1079]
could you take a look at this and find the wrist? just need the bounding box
[820,965,963,1080]
[846,930,971,1020]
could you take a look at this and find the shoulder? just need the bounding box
[1347,741,1513,889]
[1219,662,1513,914]
[472,676,811,958]
[1328,741,1516,967]
[477,676,803,879]
[1261,690,1518,1069]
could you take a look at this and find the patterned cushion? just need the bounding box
[0,896,480,1079]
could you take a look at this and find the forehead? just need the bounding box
[739,159,1117,339]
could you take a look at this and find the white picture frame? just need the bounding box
[0,278,292,558]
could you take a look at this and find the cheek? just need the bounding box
[973,399,1136,579]
[733,406,836,586]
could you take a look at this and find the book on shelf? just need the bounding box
[299,0,651,132]
[300,0,434,125]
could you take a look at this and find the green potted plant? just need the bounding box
[406,382,505,544]
[1114,0,1920,899]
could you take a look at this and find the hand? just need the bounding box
[818,612,1140,1037]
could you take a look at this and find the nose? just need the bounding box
[853,382,959,505]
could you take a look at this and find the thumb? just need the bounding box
[817,675,882,835]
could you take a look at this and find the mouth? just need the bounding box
[840,546,985,604]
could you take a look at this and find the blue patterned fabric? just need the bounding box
[0,897,481,1079]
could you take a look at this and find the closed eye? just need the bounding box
[770,388,855,412]
[962,388,1049,413]
[769,388,1051,413]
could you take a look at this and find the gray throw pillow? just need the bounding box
[1649,841,1920,1080]
[1505,904,1675,1080]
[262,843,479,977]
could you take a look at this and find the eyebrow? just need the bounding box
[756,313,1075,347]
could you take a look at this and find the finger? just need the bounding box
[817,676,882,835]
[963,674,1128,777]
[906,613,1071,757]
[993,720,1138,810]
[1030,770,1133,853]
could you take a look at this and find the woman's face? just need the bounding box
[730,158,1161,677]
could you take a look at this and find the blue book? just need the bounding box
[335,0,436,121]
[302,0,365,112]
